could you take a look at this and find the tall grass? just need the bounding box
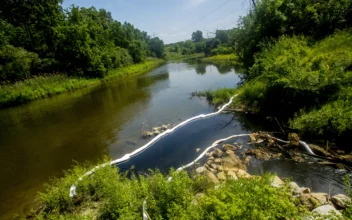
[201,54,239,65]
[0,59,165,108]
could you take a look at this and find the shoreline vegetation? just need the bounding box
[0,59,164,108]
[201,54,238,65]
[18,136,352,219]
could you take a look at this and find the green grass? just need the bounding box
[0,59,165,108]
[17,162,308,219]
[201,54,239,65]
[165,52,204,61]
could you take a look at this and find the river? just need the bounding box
[0,60,348,219]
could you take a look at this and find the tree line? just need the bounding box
[0,0,165,83]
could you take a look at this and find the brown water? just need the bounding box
[0,60,240,219]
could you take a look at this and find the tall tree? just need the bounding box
[191,30,204,42]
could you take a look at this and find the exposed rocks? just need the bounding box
[205,170,220,184]
[217,172,227,181]
[288,133,300,147]
[222,144,238,151]
[312,205,342,218]
[213,148,223,158]
[311,193,328,206]
[330,194,351,209]
[196,166,206,174]
[227,171,238,180]
[244,148,283,161]
[300,194,319,210]
[248,134,257,142]
[271,176,285,188]
[142,124,171,138]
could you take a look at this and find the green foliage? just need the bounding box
[342,174,352,218]
[193,88,237,106]
[0,2,164,83]
[191,30,204,42]
[0,45,39,82]
[0,59,164,107]
[232,0,352,68]
[201,54,238,65]
[27,163,305,219]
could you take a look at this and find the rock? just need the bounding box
[206,151,214,157]
[236,169,252,178]
[214,158,222,164]
[161,124,170,130]
[208,167,217,174]
[245,148,271,161]
[143,131,154,137]
[330,194,351,209]
[227,168,252,179]
[288,133,300,147]
[293,186,311,196]
[301,187,311,194]
[271,176,285,187]
[196,148,201,152]
[196,166,207,174]
[227,171,238,180]
[209,163,218,170]
[312,205,342,218]
[271,153,282,159]
[205,171,220,184]
[213,148,223,158]
[217,172,227,181]
[225,150,246,170]
[289,182,300,193]
[222,144,238,151]
[310,144,331,157]
[300,194,319,210]
[217,165,224,171]
[222,157,236,169]
[248,133,257,142]
[244,156,251,165]
[206,160,213,166]
[311,193,328,206]
[209,156,215,161]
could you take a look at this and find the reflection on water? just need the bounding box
[0,61,240,219]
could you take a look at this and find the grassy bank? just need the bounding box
[0,59,165,108]
[17,162,308,219]
[201,30,352,140]
[201,54,238,65]
[165,52,204,61]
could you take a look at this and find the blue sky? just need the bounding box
[61,0,250,44]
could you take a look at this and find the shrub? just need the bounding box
[0,45,39,82]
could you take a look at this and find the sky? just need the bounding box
[61,0,250,44]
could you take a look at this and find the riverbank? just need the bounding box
[18,136,352,219]
[0,59,165,108]
[201,54,238,65]
[164,52,204,61]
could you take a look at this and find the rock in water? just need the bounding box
[213,148,223,158]
[214,158,222,164]
[248,133,257,142]
[222,144,238,151]
[330,194,351,209]
[312,205,342,217]
[288,133,300,147]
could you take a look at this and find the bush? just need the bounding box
[29,163,306,219]
[0,45,39,82]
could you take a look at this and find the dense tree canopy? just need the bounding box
[0,1,164,82]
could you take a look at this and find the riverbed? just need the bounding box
[0,60,348,219]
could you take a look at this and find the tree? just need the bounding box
[148,37,164,58]
[191,30,204,42]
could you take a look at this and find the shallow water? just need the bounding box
[0,60,348,219]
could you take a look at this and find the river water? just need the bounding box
[0,60,348,219]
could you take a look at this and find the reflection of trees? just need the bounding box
[214,63,233,74]
[195,62,207,75]
[0,71,170,217]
